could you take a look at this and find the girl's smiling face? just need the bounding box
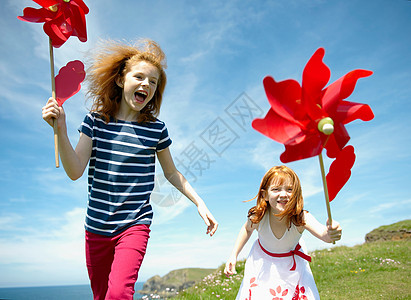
[117,60,160,120]
[266,178,293,215]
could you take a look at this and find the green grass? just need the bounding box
[311,241,410,299]
[138,268,216,297]
[376,219,411,231]
[171,240,411,300]
[161,268,216,287]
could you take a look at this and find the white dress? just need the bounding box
[236,213,320,300]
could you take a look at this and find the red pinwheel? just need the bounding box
[18,0,89,168]
[252,48,374,234]
[18,0,89,48]
[252,48,374,163]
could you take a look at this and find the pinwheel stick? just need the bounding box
[318,118,336,244]
[49,38,59,168]
[318,152,335,244]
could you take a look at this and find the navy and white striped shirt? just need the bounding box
[78,113,172,236]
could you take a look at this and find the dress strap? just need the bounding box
[257,239,312,271]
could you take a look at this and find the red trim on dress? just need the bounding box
[258,240,312,271]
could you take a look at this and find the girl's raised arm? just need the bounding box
[224,218,258,277]
[42,97,92,180]
[303,211,342,243]
[156,147,218,236]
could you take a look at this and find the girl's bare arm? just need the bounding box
[224,218,258,276]
[156,147,218,236]
[42,97,92,180]
[303,211,342,243]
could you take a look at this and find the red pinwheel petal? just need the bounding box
[323,135,340,159]
[322,69,373,115]
[326,145,356,201]
[302,48,330,121]
[55,60,86,106]
[280,134,323,163]
[252,109,303,144]
[69,2,88,42]
[17,7,53,23]
[44,20,70,48]
[33,0,59,7]
[323,122,350,159]
[263,76,304,125]
[338,101,374,124]
[72,0,89,14]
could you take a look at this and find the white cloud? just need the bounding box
[353,121,410,165]
[250,138,283,171]
[140,228,256,280]
[32,167,88,200]
[340,192,369,207]
[151,174,193,225]
[0,207,87,287]
[179,50,208,65]
[369,198,411,215]
[0,213,24,232]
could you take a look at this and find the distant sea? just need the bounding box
[0,282,145,300]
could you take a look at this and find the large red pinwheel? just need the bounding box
[252,48,374,163]
[18,0,89,48]
[252,48,374,234]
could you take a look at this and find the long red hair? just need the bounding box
[86,39,167,123]
[248,166,305,227]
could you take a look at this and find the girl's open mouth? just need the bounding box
[134,91,148,103]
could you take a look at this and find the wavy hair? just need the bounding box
[86,39,167,123]
[248,166,305,227]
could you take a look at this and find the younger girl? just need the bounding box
[42,39,218,300]
[224,166,341,299]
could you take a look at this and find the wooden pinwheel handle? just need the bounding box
[319,152,335,244]
[49,38,59,168]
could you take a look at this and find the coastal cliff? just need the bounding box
[138,267,215,298]
[365,219,411,242]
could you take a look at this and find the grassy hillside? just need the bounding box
[376,219,411,231]
[365,219,411,242]
[171,220,411,300]
[139,268,216,298]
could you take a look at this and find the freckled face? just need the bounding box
[265,178,293,215]
[118,60,160,117]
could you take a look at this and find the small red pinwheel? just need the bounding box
[18,0,89,48]
[252,48,374,163]
[18,1,89,168]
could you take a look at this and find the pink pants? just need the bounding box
[85,224,151,300]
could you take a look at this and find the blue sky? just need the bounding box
[1,0,410,288]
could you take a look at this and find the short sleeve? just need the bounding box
[78,113,94,138]
[156,123,172,151]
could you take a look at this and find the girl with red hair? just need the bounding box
[42,39,218,300]
[224,165,341,299]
